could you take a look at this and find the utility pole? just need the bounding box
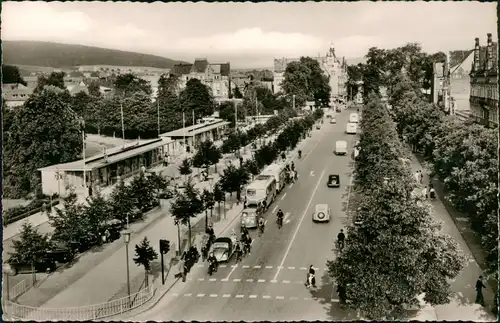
[182,112,186,150]
[192,109,195,126]
[120,103,125,148]
[82,120,86,196]
[157,101,160,137]
[292,94,295,110]
[234,101,237,129]
[443,52,451,115]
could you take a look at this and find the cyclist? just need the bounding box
[337,229,346,251]
[258,217,265,235]
[277,209,284,228]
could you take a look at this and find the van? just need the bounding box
[349,113,359,123]
[335,140,348,155]
[246,176,277,210]
[346,122,357,134]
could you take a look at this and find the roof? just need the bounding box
[2,85,34,101]
[67,84,89,95]
[192,59,209,73]
[38,138,174,172]
[273,58,300,73]
[160,120,230,138]
[210,64,221,74]
[171,63,193,75]
[315,204,328,211]
[262,163,285,174]
[247,177,275,189]
[472,42,498,74]
[220,63,230,76]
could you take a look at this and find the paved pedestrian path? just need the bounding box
[406,149,496,321]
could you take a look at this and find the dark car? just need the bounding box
[46,240,76,263]
[327,174,340,188]
[8,257,57,275]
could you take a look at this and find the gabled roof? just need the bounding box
[192,59,209,73]
[171,63,193,75]
[220,63,230,76]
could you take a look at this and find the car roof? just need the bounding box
[329,174,339,178]
[315,204,328,211]
[336,140,347,144]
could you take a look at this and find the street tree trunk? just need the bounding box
[188,220,192,248]
[145,269,149,287]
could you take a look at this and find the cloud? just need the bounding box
[170,27,326,58]
[2,2,92,41]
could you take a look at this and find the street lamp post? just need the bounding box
[174,219,181,257]
[123,231,131,307]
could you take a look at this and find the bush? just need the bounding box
[3,197,60,227]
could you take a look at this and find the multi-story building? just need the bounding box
[469,33,498,128]
[170,59,231,99]
[272,46,347,104]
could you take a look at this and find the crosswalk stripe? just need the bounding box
[242,265,250,268]
[184,293,192,297]
[263,295,271,299]
[254,265,261,269]
[219,264,227,268]
[288,266,295,270]
[233,278,241,282]
[196,294,204,297]
[210,294,218,298]
[221,278,228,282]
[235,294,245,298]
[209,278,216,282]
[282,280,290,284]
[246,279,254,282]
[198,278,205,281]
[258,279,266,283]
[222,294,231,298]
[276,296,285,300]
[249,295,258,299]
[265,266,273,269]
[270,280,278,283]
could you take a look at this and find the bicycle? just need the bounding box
[277,217,283,229]
[258,223,265,236]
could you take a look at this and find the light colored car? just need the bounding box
[240,208,261,229]
[312,204,331,222]
[210,236,237,262]
[346,122,357,134]
[335,140,348,155]
[330,117,336,124]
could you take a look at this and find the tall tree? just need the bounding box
[34,72,67,93]
[232,86,243,99]
[220,164,250,201]
[346,64,363,100]
[3,86,82,198]
[179,78,216,118]
[192,140,222,173]
[218,101,237,127]
[87,80,101,98]
[157,74,182,133]
[114,73,152,97]
[170,179,203,246]
[133,236,158,287]
[2,65,27,85]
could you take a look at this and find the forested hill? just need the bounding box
[2,40,185,68]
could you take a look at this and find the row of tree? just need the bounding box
[169,108,324,244]
[327,93,467,319]
[389,74,498,282]
[8,171,168,266]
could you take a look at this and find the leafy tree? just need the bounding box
[82,190,113,247]
[220,164,250,201]
[2,65,27,85]
[87,80,101,98]
[129,172,159,212]
[114,73,152,97]
[328,94,467,319]
[3,86,82,198]
[109,179,141,225]
[179,158,192,181]
[34,72,66,93]
[300,57,331,107]
[192,140,222,173]
[243,158,261,180]
[346,64,363,100]
[71,91,91,116]
[219,101,237,127]
[133,237,158,287]
[201,188,215,228]
[213,182,226,217]
[233,86,243,99]
[157,74,183,133]
[179,78,215,117]
[48,188,87,249]
[221,132,241,154]
[170,179,203,246]
[121,91,158,138]
[281,61,310,107]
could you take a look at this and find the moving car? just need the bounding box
[335,140,348,155]
[240,207,262,229]
[349,113,359,123]
[327,174,340,188]
[330,116,336,124]
[312,204,331,222]
[336,106,342,113]
[316,124,321,130]
[346,122,357,134]
[210,236,237,262]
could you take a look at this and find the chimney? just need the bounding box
[487,33,493,70]
[473,37,480,72]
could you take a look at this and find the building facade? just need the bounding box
[469,33,498,128]
[272,46,347,104]
[171,59,231,99]
[2,84,34,108]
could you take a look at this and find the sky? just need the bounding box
[2,1,497,68]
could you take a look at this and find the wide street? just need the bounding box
[129,109,357,321]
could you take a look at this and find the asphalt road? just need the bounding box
[131,109,358,321]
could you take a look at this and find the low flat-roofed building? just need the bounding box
[245,114,275,125]
[38,137,175,197]
[160,119,230,151]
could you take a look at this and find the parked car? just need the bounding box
[7,257,57,275]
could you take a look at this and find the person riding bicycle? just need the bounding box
[306,265,317,288]
[337,229,346,250]
[241,223,249,238]
[277,209,284,227]
[208,252,218,272]
[298,150,302,158]
[258,217,265,232]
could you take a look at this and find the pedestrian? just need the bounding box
[88,184,93,197]
[243,196,247,208]
[140,164,146,174]
[475,275,487,306]
[418,170,423,184]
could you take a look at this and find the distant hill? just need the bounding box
[2,40,186,69]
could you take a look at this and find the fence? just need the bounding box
[10,279,28,300]
[2,283,155,321]
[454,110,471,122]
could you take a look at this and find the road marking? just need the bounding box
[210,294,218,298]
[289,183,294,188]
[272,205,278,213]
[222,294,231,298]
[254,265,261,269]
[242,265,250,268]
[249,295,258,299]
[198,278,205,281]
[224,264,238,280]
[233,278,241,282]
[302,133,323,162]
[221,278,229,282]
[235,294,245,298]
[265,265,273,269]
[304,297,310,300]
[219,264,227,268]
[280,193,287,200]
[288,266,295,270]
[246,279,254,282]
[290,296,299,300]
[172,293,179,297]
[300,267,307,270]
[264,220,268,225]
[184,293,192,297]
[258,279,266,283]
[346,171,354,215]
[273,170,326,281]
[282,280,290,284]
[196,293,205,297]
[263,295,271,299]
[276,296,285,300]
[231,265,237,268]
[270,280,278,283]
[331,298,340,303]
[283,212,291,224]
[310,170,315,177]
[209,278,216,282]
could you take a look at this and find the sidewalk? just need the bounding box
[406,150,496,321]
